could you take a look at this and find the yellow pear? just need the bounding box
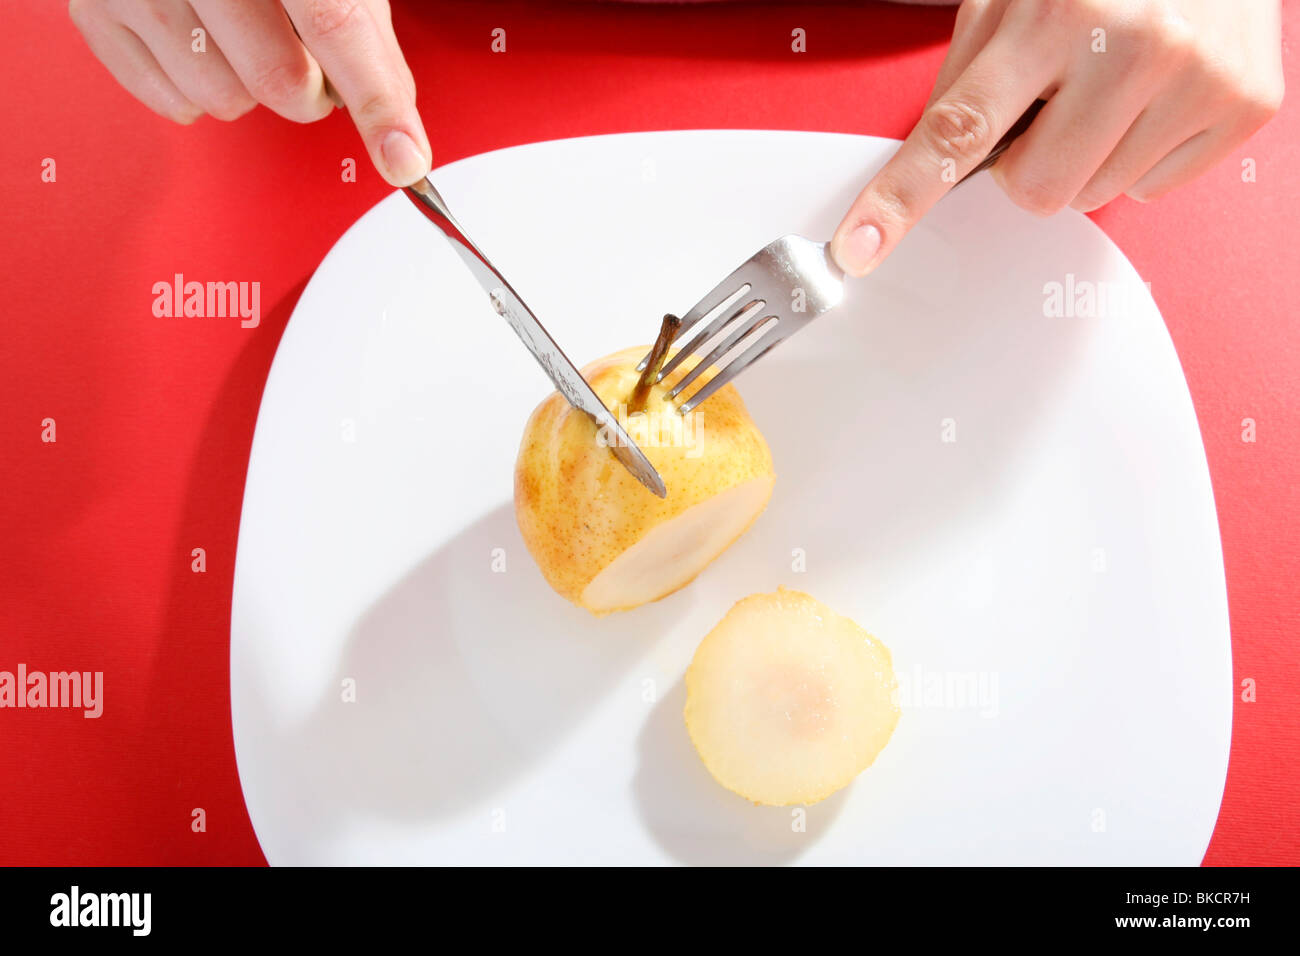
[514,345,774,615]
[685,588,900,806]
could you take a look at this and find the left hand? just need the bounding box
[830,0,1285,278]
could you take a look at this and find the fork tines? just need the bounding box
[639,235,844,414]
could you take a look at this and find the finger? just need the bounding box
[112,0,257,121]
[189,0,333,123]
[925,0,1009,109]
[363,0,416,101]
[283,0,430,186]
[831,24,1060,277]
[1127,82,1282,202]
[1072,28,1282,214]
[1125,127,1238,202]
[991,7,1195,216]
[987,66,1160,217]
[291,0,408,104]
[69,1,201,123]
[1069,103,1204,212]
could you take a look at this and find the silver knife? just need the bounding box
[403,176,666,498]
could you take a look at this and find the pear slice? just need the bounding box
[580,478,773,612]
[515,346,774,615]
[685,588,900,806]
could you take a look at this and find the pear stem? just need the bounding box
[629,313,682,414]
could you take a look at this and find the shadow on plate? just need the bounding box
[237,503,689,850]
[732,206,1103,586]
[633,679,849,865]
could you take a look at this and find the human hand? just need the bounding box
[831,0,1284,277]
[69,0,431,186]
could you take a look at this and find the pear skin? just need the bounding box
[514,346,774,615]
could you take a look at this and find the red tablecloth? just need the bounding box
[2,1,1296,866]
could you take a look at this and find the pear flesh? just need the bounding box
[685,588,900,806]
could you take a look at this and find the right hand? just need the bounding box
[69,0,432,186]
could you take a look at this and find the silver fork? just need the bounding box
[644,100,1046,413]
[641,235,843,414]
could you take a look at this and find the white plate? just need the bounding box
[231,130,1231,865]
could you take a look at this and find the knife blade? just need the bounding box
[403,176,666,498]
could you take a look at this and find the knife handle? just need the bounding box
[957,98,1048,185]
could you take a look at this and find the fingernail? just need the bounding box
[381,129,431,186]
[836,224,882,277]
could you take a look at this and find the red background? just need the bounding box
[1,1,1296,865]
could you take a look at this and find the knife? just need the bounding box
[403,176,666,498]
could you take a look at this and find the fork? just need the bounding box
[644,100,1046,414]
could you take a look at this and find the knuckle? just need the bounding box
[248,58,313,106]
[1009,0,1072,32]
[1092,1,1184,63]
[1106,22,1159,65]
[298,96,335,123]
[1000,172,1067,217]
[955,0,993,28]
[170,101,203,125]
[305,0,363,38]
[1154,12,1197,66]
[1240,78,1285,124]
[67,0,96,28]
[1191,55,1239,104]
[1071,187,1108,212]
[1127,0,1174,31]
[1196,52,1284,127]
[1073,166,1122,211]
[134,0,175,31]
[870,183,915,228]
[286,96,333,124]
[1070,183,1101,208]
[922,97,997,161]
[204,90,257,122]
[350,83,409,130]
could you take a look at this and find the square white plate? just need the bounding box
[231,130,1230,865]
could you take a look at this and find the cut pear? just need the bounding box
[515,346,774,615]
[581,476,774,613]
[685,588,900,806]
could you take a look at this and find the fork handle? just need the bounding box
[957,98,1048,186]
